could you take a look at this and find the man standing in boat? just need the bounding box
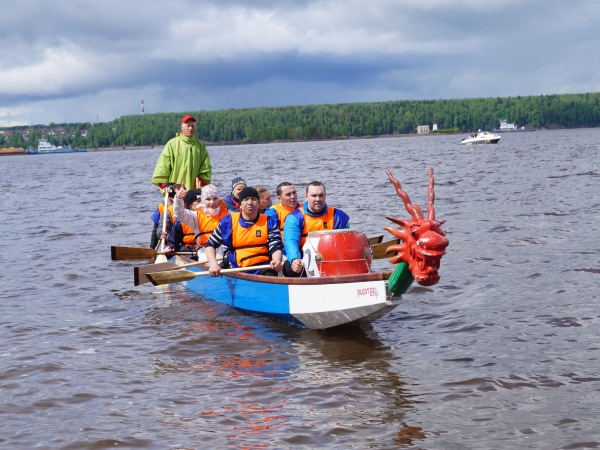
[283,181,350,277]
[204,186,284,276]
[151,115,212,190]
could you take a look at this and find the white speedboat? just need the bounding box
[461,131,501,145]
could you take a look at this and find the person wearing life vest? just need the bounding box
[264,182,300,243]
[205,187,284,276]
[223,177,247,212]
[163,188,202,256]
[255,185,272,213]
[283,181,350,277]
[150,183,180,248]
[173,183,229,260]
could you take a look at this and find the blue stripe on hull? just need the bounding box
[184,272,308,326]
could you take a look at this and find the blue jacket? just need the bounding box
[223,194,241,212]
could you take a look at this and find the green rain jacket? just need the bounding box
[151,134,212,190]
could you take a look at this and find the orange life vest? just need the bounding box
[230,212,270,267]
[195,199,228,246]
[157,204,177,226]
[271,203,296,239]
[299,207,335,247]
[166,205,195,248]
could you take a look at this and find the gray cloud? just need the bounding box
[1,0,599,126]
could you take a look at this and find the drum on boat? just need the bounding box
[301,229,373,277]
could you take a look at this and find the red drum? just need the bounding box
[302,229,373,277]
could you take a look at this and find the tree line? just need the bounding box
[3,92,600,149]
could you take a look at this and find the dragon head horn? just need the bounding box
[427,167,437,221]
[386,170,424,220]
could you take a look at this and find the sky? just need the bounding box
[1,0,599,127]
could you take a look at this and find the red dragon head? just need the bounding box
[384,169,449,286]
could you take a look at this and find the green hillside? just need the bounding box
[2,92,600,149]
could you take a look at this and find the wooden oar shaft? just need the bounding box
[111,245,197,260]
[147,264,272,286]
[134,256,223,286]
[155,189,171,264]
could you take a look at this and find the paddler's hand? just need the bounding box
[208,262,221,277]
[270,259,283,272]
[291,258,303,273]
[176,182,187,200]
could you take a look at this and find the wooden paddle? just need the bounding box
[371,238,400,260]
[134,256,223,286]
[111,246,196,261]
[115,237,395,262]
[155,189,170,263]
[147,264,272,286]
[367,235,384,245]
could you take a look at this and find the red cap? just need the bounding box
[181,114,196,124]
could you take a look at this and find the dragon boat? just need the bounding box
[145,170,449,330]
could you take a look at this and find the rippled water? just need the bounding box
[1,129,599,449]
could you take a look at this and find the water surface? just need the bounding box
[1,129,599,448]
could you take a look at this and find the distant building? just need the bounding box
[417,125,430,134]
[80,129,88,137]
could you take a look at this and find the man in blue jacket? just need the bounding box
[283,181,349,277]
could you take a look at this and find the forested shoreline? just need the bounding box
[3,92,600,150]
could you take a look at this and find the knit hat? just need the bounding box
[201,184,219,202]
[231,177,247,192]
[238,187,259,204]
[183,189,202,207]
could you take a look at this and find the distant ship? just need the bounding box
[494,120,535,132]
[28,140,86,154]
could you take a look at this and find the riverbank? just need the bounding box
[0,147,26,155]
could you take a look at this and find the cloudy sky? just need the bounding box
[1,0,599,127]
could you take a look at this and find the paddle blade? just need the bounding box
[371,239,400,260]
[154,254,168,264]
[111,246,156,260]
[368,235,384,245]
[134,261,179,286]
[147,269,201,286]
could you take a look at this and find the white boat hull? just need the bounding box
[461,131,501,145]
